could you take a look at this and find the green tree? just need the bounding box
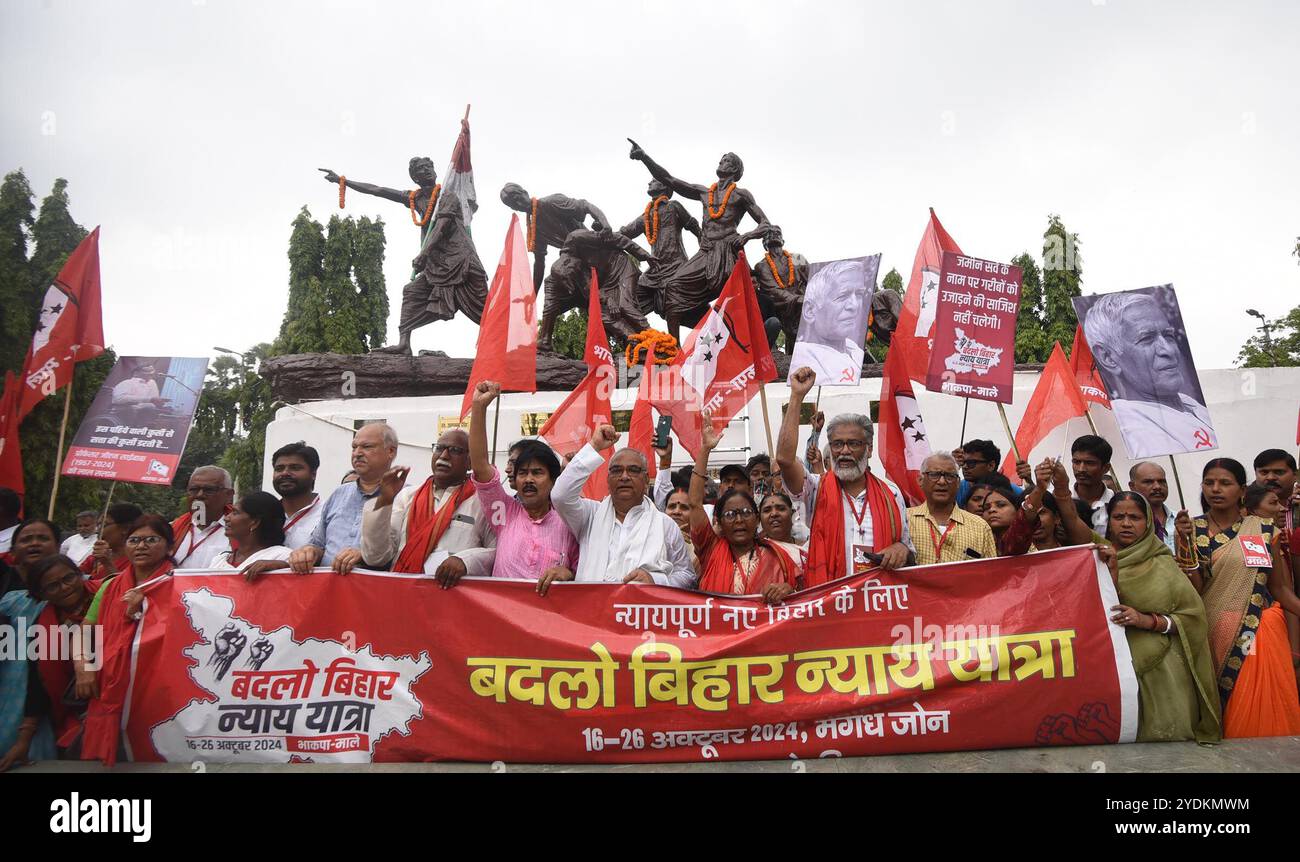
[881,268,904,295]
[353,216,388,350]
[29,178,87,304]
[1011,252,1049,362]
[1040,214,1083,349]
[320,215,367,354]
[552,309,589,361]
[0,169,35,374]
[276,208,328,354]
[1236,305,1300,368]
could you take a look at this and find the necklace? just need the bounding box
[765,250,795,287]
[409,185,441,227]
[707,182,736,220]
[643,195,669,245]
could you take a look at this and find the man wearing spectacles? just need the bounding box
[171,465,234,569]
[907,453,997,566]
[550,424,696,588]
[361,428,495,585]
[953,440,1025,509]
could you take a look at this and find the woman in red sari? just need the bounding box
[80,503,143,581]
[689,421,802,603]
[81,514,175,766]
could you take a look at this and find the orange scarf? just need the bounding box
[170,506,235,558]
[804,469,901,587]
[698,537,799,595]
[393,479,476,574]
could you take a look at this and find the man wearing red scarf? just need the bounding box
[361,428,495,585]
[776,367,913,586]
[170,466,234,569]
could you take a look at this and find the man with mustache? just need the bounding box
[550,424,696,588]
[171,466,234,569]
[1128,461,1181,552]
[776,367,913,586]
[361,427,495,587]
[290,422,397,575]
[271,441,322,550]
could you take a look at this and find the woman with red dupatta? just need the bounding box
[689,420,802,603]
[81,515,175,766]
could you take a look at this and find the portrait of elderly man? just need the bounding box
[787,255,879,385]
[1079,288,1218,460]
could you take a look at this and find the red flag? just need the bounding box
[893,209,963,384]
[650,256,776,458]
[539,270,614,498]
[877,346,930,505]
[0,372,25,496]
[17,227,106,420]
[1069,324,1111,409]
[1000,342,1089,480]
[628,347,659,481]
[460,216,537,419]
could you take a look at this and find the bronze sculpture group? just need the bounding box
[319,138,838,359]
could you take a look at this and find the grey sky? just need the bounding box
[2,0,1296,369]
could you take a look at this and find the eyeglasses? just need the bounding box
[828,439,868,452]
[126,535,166,547]
[608,465,646,477]
[41,570,82,595]
[921,471,959,483]
[433,443,468,456]
[719,507,757,521]
[187,485,225,496]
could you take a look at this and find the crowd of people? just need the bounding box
[1,367,1298,769]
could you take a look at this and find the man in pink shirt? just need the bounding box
[468,382,578,591]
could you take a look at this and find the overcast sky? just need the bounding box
[2,0,1296,370]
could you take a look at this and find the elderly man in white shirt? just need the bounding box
[546,424,697,592]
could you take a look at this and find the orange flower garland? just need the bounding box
[643,195,669,245]
[527,197,539,252]
[625,328,680,367]
[765,250,795,288]
[409,184,441,227]
[338,176,347,209]
[707,182,737,220]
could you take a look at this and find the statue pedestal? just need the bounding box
[261,351,590,404]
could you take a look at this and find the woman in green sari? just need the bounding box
[1102,492,1220,743]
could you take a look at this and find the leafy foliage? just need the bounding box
[552,309,588,361]
[1237,305,1300,368]
[881,268,904,295]
[1040,214,1082,351]
[1011,252,1049,362]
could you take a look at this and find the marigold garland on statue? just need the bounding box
[409,185,441,227]
[707,182,737,220]
[643,195,669,245]
[766,250,795,288]
[338,176,347,209]
[625,329,680,367]
[527,197,539,252]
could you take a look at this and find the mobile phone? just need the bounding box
[653,415,673,450]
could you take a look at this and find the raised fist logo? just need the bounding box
[208,624,247,680]
[245,638,274,670]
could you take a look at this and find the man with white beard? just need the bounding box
[775,367,913,586]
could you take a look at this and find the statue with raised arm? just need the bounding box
[626,139,771,342]
[499,183,613,295]
[320,157,443,246]
[750,226,809,352]
[620,179,702,319]
[539,228,656,351]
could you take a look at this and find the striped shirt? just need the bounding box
[906,504,998,566]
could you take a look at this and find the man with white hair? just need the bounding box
[907,452,997,565]
[546,424,696,590]
[776,367,913,586]
[172,465,235,568]
[1083,291,1218,458]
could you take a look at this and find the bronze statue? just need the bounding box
[620,179,701,318]
[626,139,771,341]
[320,159,486,354]
[750,226,808,352]
[538,228,655,352]
[499,183,613,294]
[374,195,487,354]
[869,288,903,345]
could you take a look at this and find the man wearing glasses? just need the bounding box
[361,428,496,585]
[550,424,697,588]
[171,465,235,569]
[907,453,998,566]
[953,440,1024,508]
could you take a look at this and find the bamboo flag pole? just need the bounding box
[1083,406,1123,490]
[959,397,971,445]
[995,402,1022,463]
[1167,454,1186,511]
[490,397,501,463]
[99,481,117,528]
[758,384,775,455]
[47,381,75,519]
[813,385,822,413]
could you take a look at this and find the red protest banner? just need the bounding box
[120,547,1136,764]
[925,252,1022,404]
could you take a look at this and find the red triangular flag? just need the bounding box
[877,345,930,505]
[0,372,25,496]
[1001,342,1089,480]
[460,216,537,419]
[893,209,963,384]
[539,269,614,499]
[17,227,106,420]
[628,347,659,481]
[649,255,776,458]
[1069,324,1111,409]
